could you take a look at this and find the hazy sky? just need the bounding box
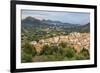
[21,10,90,25]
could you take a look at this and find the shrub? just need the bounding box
[80,48,90,59]
[59,42,67,48]
[40,45,52,55]
[21,51,32,63]
[75,48,90,60]
[32,46,37,57]
[22,42,33,54]
[21,42,37,63]
[75,54,86,60]
[65,47,76,58]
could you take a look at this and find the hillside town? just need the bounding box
[30,32,90,53]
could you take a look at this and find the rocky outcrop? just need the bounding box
[30,32,90,53]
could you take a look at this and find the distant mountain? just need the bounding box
[22,16,50,29]
[22,16,79,28]
[22,16,42,27]
[21,16,90,32]
[42,19,62,25]
[80,23,90,32]
[42,19,79,28]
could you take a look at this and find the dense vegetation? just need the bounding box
[21,42,89,63]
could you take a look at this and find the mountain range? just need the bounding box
[21,16,90,32]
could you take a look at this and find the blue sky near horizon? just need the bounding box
[21,10,90,25]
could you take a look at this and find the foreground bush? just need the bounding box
[21,42,90,63]
[21,42,37,63]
